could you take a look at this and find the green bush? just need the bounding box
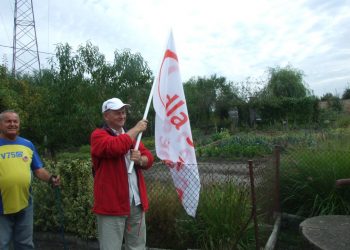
[33,159,96,239]
[210,129,231,141]
[250,96,319,126]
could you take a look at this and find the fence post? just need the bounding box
[274,145,281,214]
[248,160,259,250]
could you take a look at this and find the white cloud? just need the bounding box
[0,0,349,97]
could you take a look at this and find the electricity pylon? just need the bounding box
[12,0,41,77]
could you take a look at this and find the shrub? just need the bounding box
[33,159,96,239]
[210,129,231,141]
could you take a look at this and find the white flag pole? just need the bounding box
[128,77,157,173]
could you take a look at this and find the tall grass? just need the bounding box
[146,181,255,249]
[146,181,185,249]
[192,183,254,250]
[280,131,350,217]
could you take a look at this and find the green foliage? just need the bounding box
[320,92,334,101]
[264,65,310,98]
[184,75,243,133]
[140,136,155,151]
[342,87,350,100]
[320,93,342,111]
[244,65,319,128]
[210,129,231,141]
[177,184,254,250]
[0,69,45,136]
[56,145,91,161]
[0,52,337,148]
[147,181,254,249]
[33,159,96,239]
[0,42,154,154]
[197,131,317,160]
[334,114,350,128]
[250,96,319,127]
[0,77,20,112]
[280,132,350,217]
[33,159,254,248]
[146,181,186,248]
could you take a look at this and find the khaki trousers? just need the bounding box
[96,203,146,250]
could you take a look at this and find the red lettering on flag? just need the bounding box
[170,112,188,130]
[186,137,194,147]
[176,188,184,202]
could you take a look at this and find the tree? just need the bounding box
[33,42,153,154]
[342,87,350,100]
[320,93,342,112]
[320,93,335,101]
[111,49,154,127]
[184,75,242,132]
[0,72,21,115]
[263,65,310,98]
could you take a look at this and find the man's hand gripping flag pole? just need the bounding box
[127,78,156,174]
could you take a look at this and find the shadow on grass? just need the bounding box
[276,214,305,250]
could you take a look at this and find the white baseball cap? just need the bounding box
[102,98,130,113]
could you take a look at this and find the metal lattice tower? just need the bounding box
[12,0,41,77]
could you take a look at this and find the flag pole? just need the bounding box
[128,77,157,174]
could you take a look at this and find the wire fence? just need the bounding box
[143,149,281,249]
[32,146,286,249]
[31,131,350,249]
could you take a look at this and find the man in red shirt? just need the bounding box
[90,98,154,250]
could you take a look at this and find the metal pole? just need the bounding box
[12,0,18,77]
[248,160,259,250]
[274,145,281,214]
[31,0,41,76]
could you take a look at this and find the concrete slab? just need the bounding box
[300,215,350,250]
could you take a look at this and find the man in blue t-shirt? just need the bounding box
[0,110,61,250]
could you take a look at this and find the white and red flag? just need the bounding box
[153,31,201,217]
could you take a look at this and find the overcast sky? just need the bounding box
[1,0,349,97]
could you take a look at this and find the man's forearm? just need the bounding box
[34,168,51,182]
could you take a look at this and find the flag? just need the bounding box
[153,31,201,217]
